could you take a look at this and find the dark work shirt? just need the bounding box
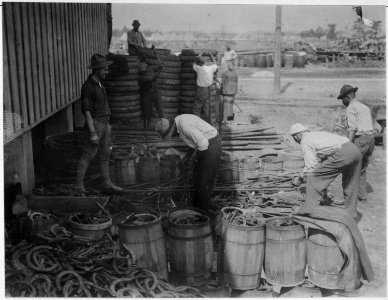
[81,75,111,121]
[139,66,161,92]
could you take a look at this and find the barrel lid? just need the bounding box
[118,213,161,228]
[168,208,210,227]
[266,216,302,230]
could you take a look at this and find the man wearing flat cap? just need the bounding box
[127,19,147,52]
[337,84,375,203]
[155,114,221,212]
[75,54,123,193]
[289,123,362,222]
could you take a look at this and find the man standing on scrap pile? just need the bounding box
[155,115,222,213]
[138,60,164,128]
[337,85,375,203]
[289,123,362,222]
[193,54,218,124]
[221,44,238,68]
[127,20,147,53]
[75,54,123,193]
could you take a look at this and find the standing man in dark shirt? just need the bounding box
[138,61,164,128]
[75,54,123,193]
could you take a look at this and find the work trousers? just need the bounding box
[193,135,222,211]
[193,86,211,124]
[140,89,164,122]
[354,134,375,201]
[81,120,111,163]
[305,141,362,218]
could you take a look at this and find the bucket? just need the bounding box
[68,214,112,240]
[261,157,284,174]
[218,157,240,183]
[223,95,234,121]
[115,156,137,186]
[118,213,168,279]
[295,52,307,68]
[264,217,306,287]
[256,54,267,68]
[159,154,181,181]
[307,228,361,290]
[266,53,274,68]
[218,219,265,290]
[137,156,160,183]
[284,54,295,68]
[167,208,213,285]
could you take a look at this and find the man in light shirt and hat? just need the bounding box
[289,123,362,222]
[337,84,375,203]
[155,114,222,213]
[127,19,147,52]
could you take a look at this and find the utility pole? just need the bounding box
[274,5,282,95]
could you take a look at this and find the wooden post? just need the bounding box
[273,5,282,95]
[22,131,35,194]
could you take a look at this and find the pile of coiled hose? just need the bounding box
[218,207,264,227]
[5,225,204,297]
[168,210,208,225]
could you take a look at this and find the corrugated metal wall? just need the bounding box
[3,2,108,144]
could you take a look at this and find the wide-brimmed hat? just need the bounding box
[132,20,141,26]
[87,54,113,69]
[155,118,170,134]
[337,85,358,99]
[289,123,309,135]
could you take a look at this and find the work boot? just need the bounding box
[74,157,89,193]
[100,161,124,193]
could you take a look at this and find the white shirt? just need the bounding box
[175,114,218,151]
[223,49,237,62]
[193,63,218,87]
[346,100,374,135]
[300,131,349,176]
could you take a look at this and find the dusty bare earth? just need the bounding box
[222,64,386,297]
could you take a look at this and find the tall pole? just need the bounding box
[274,5,282,95]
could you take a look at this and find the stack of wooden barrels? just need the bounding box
[104,55,142,123]
[138,48,182,119]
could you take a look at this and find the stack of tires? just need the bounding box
[104,55,142,123]
[139,48,182,119]
[180,49,199,115]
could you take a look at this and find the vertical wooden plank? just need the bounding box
[39,3,52,116]
[50,3,60,111]
[2,5,12,114]
[80,3,87,81]
[64,4,73,102]
[20,2,36,124]
[26,2,41,122]
[33,3,46,118]
[75,3,83,92]
[71,4,79,95]
[45,3,57,113]
[67,4,75,100]
[56,3,65,107]
[59,4,69,106]
[13,3,29,127]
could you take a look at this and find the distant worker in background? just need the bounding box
[127,20,147,53]
[221,44,238,67]
[337,85,375,203]
[221,61,238,121]
[155,114,222,213]
[289,123,362,222]
[138,61,164,128]
[75,54,124,193]
[193,54,218,124]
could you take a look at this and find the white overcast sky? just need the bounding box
[112,1,386,33]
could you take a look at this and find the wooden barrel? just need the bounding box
[115,156,137,186]
[159,154,181,181]
[137,156,160,183]
[239,59,246,67]
[256,54,267,68]
[222,95,234,121]
[284,54,295,68]
[118,214,168,278]
[295,52,307,68]
[239,157,259,182]
[68,215,112,241]
[265,53,273,67]
[167,208,213,285]
[264,217,306,287]
[218,219,265,290]
[218,157,240,182]
[307,228,361,290]
[245,53,256,67]
[261,157,284,174]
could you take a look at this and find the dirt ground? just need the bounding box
[222,64,386,297]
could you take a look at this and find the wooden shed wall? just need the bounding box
[3,2,109,144]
